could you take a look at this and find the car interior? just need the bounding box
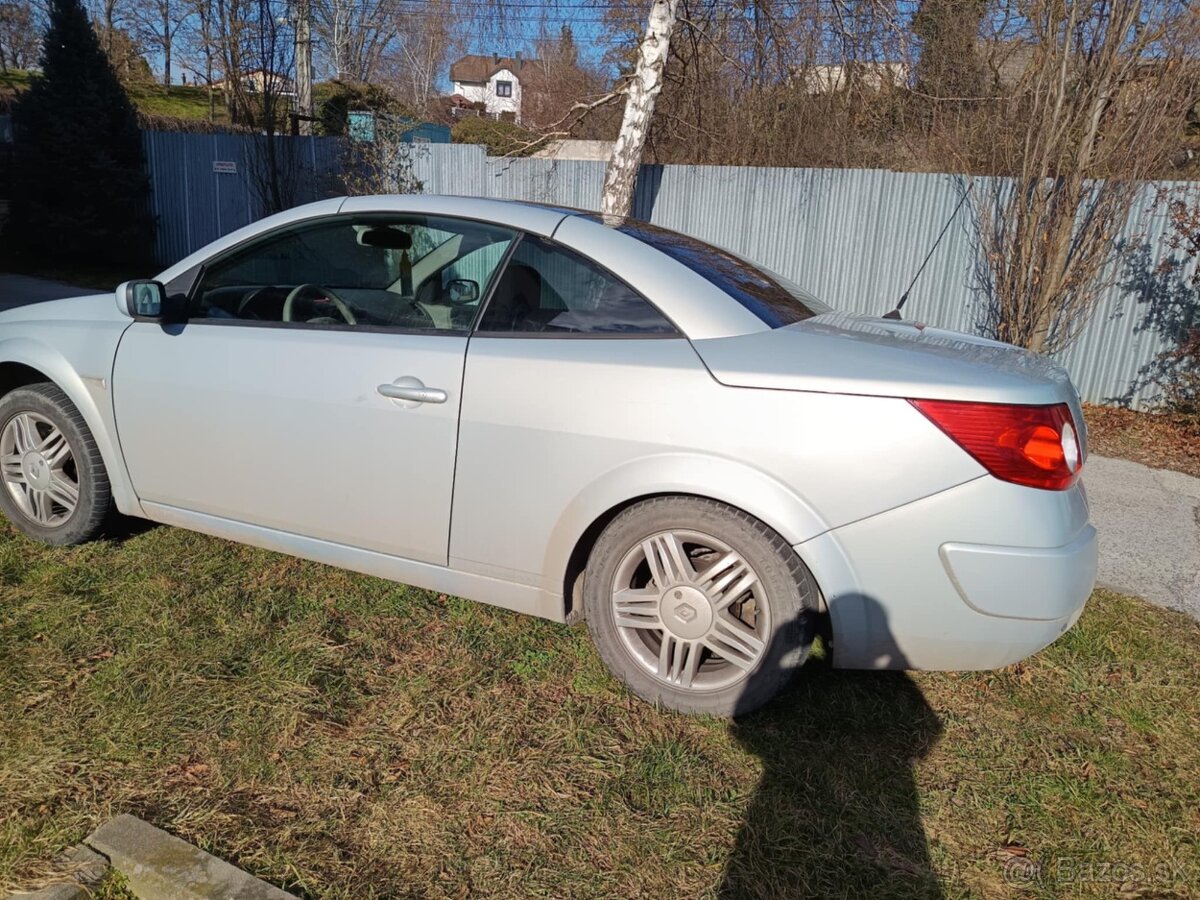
[187,216,676,336]
[193,220,514,331]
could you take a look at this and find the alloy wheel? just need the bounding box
[610,529,770,691]
[0,411,80,527]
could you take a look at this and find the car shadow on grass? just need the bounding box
[103,513,160,542]
[720,598,945,898]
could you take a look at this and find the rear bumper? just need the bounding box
[797,475,1096,670]
[940,526,1097,621]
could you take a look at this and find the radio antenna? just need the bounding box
[883,185,973,320]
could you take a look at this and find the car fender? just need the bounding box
[541,451,831,603]
[0,334,142,517]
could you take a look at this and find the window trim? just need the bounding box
[495,80,513,97]
[182,212,520,337]
[160,318,472,338]
[470,233,684,340]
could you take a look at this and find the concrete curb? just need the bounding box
[5,816,297,900]
[85,815,296,900]
[7,845,107,900]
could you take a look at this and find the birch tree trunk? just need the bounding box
[599,0,678,218]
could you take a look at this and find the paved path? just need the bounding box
[1085,455,1200,620]
[0,273,88,312]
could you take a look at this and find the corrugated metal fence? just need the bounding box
[143,130,343,265]
[143,132,1199,407]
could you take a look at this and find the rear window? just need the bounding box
[594,217,831,328]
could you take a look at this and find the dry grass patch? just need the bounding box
[1,521,1198,898]
[1084,404,1200,479]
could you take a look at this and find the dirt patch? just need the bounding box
[1083,404,1200,479]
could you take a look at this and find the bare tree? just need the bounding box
[133,0,190,84]
[601,0,679,216]
[0,2,41,71]
[342,112,424,195]
[912,0,987,98]
[374,0,458,114]
[212,0,253,122]
[92,18,152,84]
[239,0,298,213]
[179,0,219,118]
[971,0,1200,354]
[87,0,128,57]
[595,0,918,172]
[521,24,608,129]
[312,0,396,83]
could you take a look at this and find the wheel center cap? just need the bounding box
[22,451,50,490]
[659,585,714,640]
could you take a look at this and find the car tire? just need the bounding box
[584,496,820,717]
[0,383,113,546]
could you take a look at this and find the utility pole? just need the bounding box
[295,0,314,135]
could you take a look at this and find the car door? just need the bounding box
[449,232,707,586]
[113,213,516,565]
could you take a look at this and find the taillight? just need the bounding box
[910,399,1083,491]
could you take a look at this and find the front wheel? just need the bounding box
[584,497,820,717]
[0,383,113,546]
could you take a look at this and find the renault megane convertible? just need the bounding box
[0,195,1097,715]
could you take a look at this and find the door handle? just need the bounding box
[377,381,447,404]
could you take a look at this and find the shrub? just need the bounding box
[1148,328,1200,432]
[318,80,413,137]
[450,115,538,157]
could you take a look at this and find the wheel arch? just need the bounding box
[0,361,54,396]
[547,453,831,621]
[0,339,141,516]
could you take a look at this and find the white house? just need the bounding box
[211,68,296,97]
[450,54,537,123]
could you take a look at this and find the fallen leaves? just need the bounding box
[1084,405,1200,478]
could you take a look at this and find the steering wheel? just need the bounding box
[282,283,357,325]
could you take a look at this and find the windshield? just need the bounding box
[591,216,831,328]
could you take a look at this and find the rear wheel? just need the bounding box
[0,383,112,546]
[584,496,820,716]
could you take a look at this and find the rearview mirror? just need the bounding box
[446,279,479,304]
[116,280,167,319]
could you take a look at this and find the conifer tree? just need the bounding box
[8,0,154,267]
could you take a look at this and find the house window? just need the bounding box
[495,80,513,98]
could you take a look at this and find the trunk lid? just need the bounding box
[693,311,1084,426]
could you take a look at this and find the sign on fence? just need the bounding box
[212,160,237,174]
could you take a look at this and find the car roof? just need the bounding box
[155,195,574,285]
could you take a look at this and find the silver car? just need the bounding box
[0,196,1097,715]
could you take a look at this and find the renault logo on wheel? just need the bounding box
[675,604,697,623]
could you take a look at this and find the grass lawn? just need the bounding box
[1,521,1198,898]
[127,82,230,125]
[0,70,229,126]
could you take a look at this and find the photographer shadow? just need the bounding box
[720,595,945,898]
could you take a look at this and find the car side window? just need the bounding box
[190,215,516,332]
[476,234,677,335]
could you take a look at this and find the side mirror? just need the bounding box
[116,280,167,319]
[446,279,480,304]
